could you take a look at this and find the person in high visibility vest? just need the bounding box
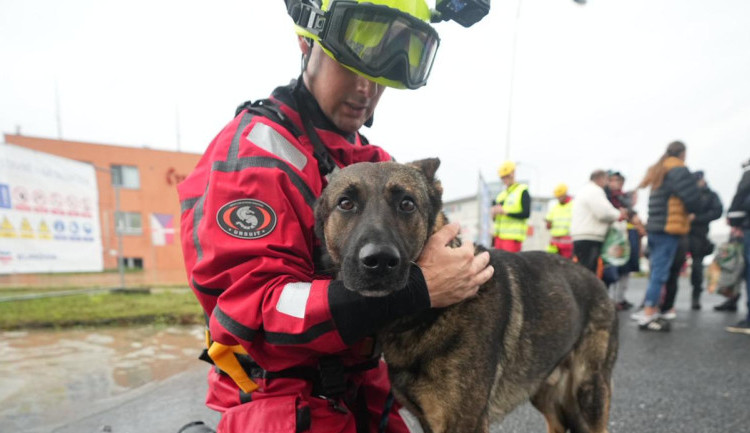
[491,161,531,252]
[545,183,574,258]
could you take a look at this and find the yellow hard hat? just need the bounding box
[553,183,568,198]
[497,161,516,178]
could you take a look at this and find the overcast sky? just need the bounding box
[2,0,749,231]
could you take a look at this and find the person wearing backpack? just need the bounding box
[633,141,700,332]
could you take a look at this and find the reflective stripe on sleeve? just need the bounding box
[212,156,316,207]
[192,190,207,261]
[276,282,312,318]
[227,112,254,161]
[247,122,308,171]
[180,197,199,213]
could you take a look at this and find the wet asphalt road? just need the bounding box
[46,277,749,433]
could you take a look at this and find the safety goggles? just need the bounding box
[296,1,440,89]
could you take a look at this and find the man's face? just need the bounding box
[608,176,624,191]
[302,42,385,134]
[501,174,514,187]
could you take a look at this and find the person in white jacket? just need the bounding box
[571,170,626,273]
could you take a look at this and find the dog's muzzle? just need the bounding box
[359,243,401,276]
[340,239,408,295]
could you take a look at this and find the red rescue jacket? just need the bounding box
[178,81,421,433]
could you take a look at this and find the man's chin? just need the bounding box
[332,113,369,133]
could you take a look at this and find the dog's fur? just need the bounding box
[314,159,618,433]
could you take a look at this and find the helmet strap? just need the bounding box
[300,37,314,74]
[293,77,337,177]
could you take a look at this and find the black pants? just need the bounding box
[574,240,602,274]
[662,235,689,312]
[688,233,712,297]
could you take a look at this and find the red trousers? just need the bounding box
[493,238,522,252]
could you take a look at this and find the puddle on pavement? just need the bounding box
[0,324,205,431]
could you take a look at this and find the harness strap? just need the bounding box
[236,353,380,400]
[235,99,304,138]
[201,328,380,400]
[292,78,338,177]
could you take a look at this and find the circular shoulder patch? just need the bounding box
[216,199,277,240]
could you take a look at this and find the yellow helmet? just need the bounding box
[553,183,568,198]
[497,161,516,178]
[290,0,439,89]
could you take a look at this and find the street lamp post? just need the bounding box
[93,164,125,290]
[504,0,524,161]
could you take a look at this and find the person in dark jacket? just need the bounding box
[725,158,750,335]
[633,141,700,332]
[659,171,723,317]
[687,171,723,309]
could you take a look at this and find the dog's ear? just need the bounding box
[408,158,441,183]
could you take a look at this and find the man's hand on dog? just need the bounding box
[417,223,494,308]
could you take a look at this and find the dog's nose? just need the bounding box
[359,243,401,274]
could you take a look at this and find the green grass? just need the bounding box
[0,283,190,296]
[0,289,204,330]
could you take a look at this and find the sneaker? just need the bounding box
[661,310,677,320]
[639,317,671,332]
[630,309,655,322]
[691,300,701,310]
[615,301,632,311]
[726,320,750,335]
[714,299,738,312]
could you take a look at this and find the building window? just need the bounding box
[119,257,144,269]
[111,164,140,189]
[115,211,143,235]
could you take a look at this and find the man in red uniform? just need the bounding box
[178,1,494,432]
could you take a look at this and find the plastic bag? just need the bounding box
[707,240,745,297]
[601,221,631,266]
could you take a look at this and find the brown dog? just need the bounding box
[314,159,618,433]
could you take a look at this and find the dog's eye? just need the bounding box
[337,198,356,212]
[399,198,416,213]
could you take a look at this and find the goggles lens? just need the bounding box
[326,5,439,88]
